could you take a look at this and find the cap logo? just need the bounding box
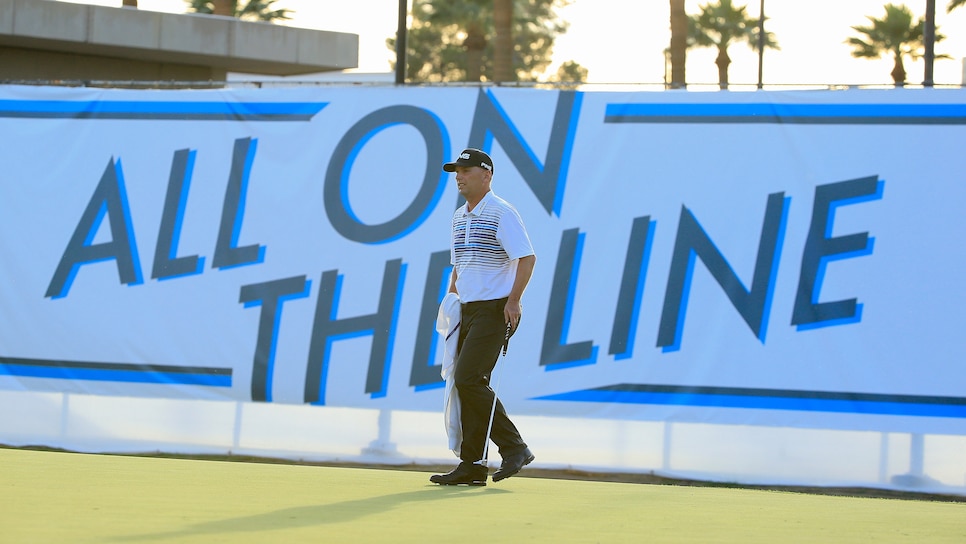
[443,148,493,173]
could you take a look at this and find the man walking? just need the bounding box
[430,148,537,486]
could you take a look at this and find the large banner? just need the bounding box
[2,85,965,435]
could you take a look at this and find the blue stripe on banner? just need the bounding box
[534,384,966,418]
[0,357,232,387]
[0,100,327,121]
[603,103,966,125]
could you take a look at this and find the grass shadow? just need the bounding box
[115,484,511,541]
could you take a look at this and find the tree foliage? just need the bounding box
[688,0,778,89]
[847,3,947,86]
[184,0,292,22]
[547,60,588,84]
[388,0,582,83]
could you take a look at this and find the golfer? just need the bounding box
[430,148,537,486]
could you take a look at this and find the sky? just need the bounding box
[63,0,966,87]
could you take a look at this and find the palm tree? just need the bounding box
[464,19,487,82]
[493,0,514,82]
[949,0,965,12]
[391,0,571,83]
[184,0,292,22]
[212,0,232,16]
[669,0,688,88]
[847,3,946,87]
[688,0,778,89]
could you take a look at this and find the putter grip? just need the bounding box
[502,322,512,356]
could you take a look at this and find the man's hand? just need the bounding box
[504,299,522,334]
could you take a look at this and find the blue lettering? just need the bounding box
[45,158,143,298]
[153,148,205,280]
[409,250,451,390]
[239,276,311,402]
[325,106,449,244]
[792,176,883,330]
[466,89,582,216]
[541,228,598,369]
[609,216,656,360]
[212,137,265,270]
[304,259,405,404]
[658,192,789,352]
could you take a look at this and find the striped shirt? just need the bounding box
[451,191,534,303]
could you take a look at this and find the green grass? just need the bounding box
[2,448,964,543]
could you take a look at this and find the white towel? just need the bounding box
[436,292,462,456]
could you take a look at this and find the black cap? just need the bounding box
[443,148,493,173]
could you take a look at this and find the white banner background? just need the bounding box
[1,85,964,493]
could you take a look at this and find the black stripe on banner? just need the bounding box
[594,383,966,406]
[0,112,316,121]
[603,115,966,125]
[0,356,231,376]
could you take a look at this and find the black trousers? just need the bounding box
[455,297,527,463]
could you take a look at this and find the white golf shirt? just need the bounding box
[450,191,534,303]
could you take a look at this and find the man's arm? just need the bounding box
[505,254,536,329]
[448,267,459,295]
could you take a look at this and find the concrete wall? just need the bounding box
[0,45,225,83]
[0,0,359,85]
